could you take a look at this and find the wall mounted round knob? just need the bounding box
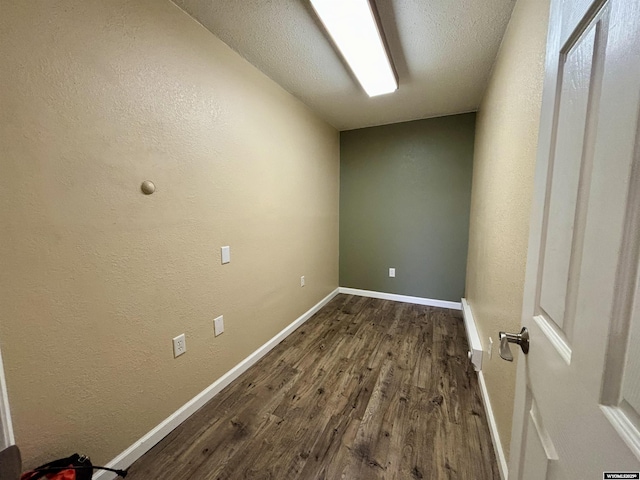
[141,180,155,195]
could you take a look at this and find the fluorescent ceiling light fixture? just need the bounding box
[310,0,397,97]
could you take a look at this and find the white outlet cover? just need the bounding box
[389,268,396,278]
[173,334,186,358]
[214,315,224,336]
[221,246,231,264]
[301,275,305,287]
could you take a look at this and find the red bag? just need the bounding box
[20,454,127,480]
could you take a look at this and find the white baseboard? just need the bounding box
[93,287,340,480]
[338,287,461,310]
[477,370,509,480]
[461,298,483,371]
[0,342,15,449]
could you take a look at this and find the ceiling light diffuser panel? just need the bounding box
[310,0,398,97]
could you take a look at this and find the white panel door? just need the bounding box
[510,0,640,478]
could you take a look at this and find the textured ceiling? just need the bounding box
[173,0,515,131]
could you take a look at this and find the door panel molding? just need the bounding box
[601,404,640,461]
[533,315,571,364]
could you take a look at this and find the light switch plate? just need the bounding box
[214,315,224,336]
[221,246,231,264]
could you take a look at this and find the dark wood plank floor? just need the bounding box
[126,294,500,479]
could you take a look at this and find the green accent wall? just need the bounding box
[339,113,476,302]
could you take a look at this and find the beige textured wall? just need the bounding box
[0,0,338,468]
[465,0,550,461]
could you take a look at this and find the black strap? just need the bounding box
[31,465,128,478]
[31,453,82,472]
